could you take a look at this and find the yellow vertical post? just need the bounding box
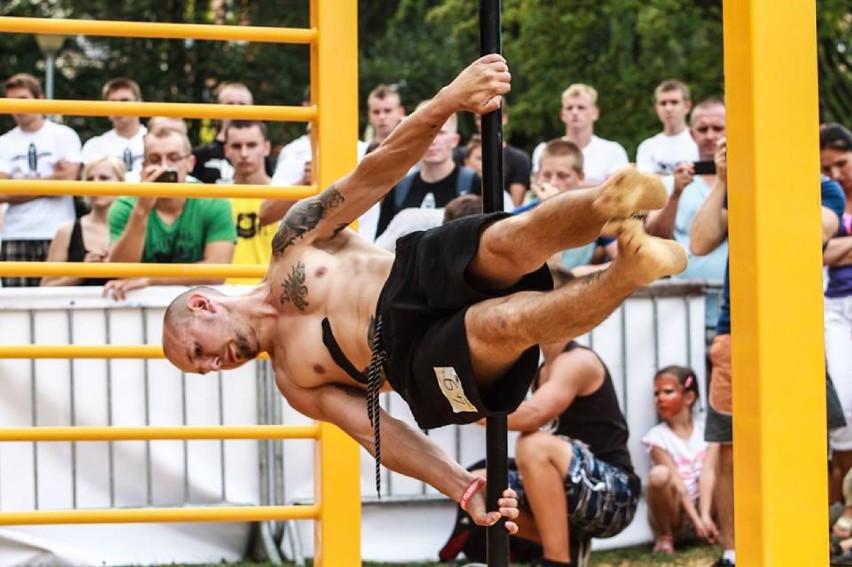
[311,0,362,565]
[315,421,362,565]
[723,0,827,565]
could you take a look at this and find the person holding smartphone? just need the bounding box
[104,128,236,300]
[645,97,730,325]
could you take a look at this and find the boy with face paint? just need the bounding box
[642,366,717,554]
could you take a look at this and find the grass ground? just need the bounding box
[177,541,720,566]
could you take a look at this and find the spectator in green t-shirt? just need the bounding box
[104,127,236,300]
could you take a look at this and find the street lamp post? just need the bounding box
[35,34,67,100]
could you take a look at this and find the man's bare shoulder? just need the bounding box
[550,346,605,393]
[271,186,348,256]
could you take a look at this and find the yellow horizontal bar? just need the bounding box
[0,504,320,525]
[0,16,317,44]
[0,424,319,442]
[0,345,270,360]
[0,99,316,122]
[0,262,266,278]
[0,179,317,200]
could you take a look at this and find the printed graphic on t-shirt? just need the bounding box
[9,143,53,176]
[434,367,478,414]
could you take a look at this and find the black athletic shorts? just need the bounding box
[378,212,553,430]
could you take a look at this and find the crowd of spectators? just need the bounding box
[0,67,849,567]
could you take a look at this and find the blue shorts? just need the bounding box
[511,438,638,539]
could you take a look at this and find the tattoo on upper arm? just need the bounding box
[334,383,367,400]
[272,186,345,254]
[280,262,309,310]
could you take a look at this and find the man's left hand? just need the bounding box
[466,483,519,534]
[444,54,511,116]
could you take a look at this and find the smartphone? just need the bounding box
[692,160,716,175]
[154,169,178,183]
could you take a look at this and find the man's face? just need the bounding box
[368,94,404,141]
[224,125,270,177]
[422,119,459,166]
[143,132,195,182]
[163,299,259,375]
[5,86,41,129]
[690,105,726,159]
[106,87,140,131]
[821,147,852,194]
[655,89,691,130]
[536,155,584,192]
[219,87,252,106]
[560,93,599,132]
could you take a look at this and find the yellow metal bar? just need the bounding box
[0,99,315,122]
[0,261,265,279]
[0,345,163,359]
[0,345,270,359]
[0,424,319,442]
[0,505,320,526]
[313,1,362,565]
[0,180,317,200]
[723,0,826,565]
[0,16,317,44]
[316,422,361,567]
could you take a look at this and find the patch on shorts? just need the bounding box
[433,367,478,414]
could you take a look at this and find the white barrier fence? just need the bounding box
[0,281,708,564]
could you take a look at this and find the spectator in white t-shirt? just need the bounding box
[531,83,629,186]
[0,72,82,287]
[80,77,147,176]
[635,80,699,180]
[642,365,717,555]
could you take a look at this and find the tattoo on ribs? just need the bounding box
[279,262,309,310]
[272,186,345,254]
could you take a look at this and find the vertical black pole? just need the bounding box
[479,2,509,567]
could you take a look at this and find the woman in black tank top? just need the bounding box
[41,157,123,287]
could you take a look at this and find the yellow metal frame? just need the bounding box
[0,4,361,564]
[724,0,825,565]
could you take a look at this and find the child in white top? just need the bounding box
[642,365,718,553]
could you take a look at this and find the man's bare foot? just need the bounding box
[593,165,667,220]
[612,219,687,286]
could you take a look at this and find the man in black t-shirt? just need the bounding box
[472,103,532,207]
[376,108,481,237]
[191,82,275,184]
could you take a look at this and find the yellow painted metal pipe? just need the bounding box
[0,345,163,359]
[0,345,270,360]
[0,99,316,122]
[0,504,320,526]
[0,16,317,44]
[0,262,266,278]
[0,424,319,442]
[0,179,317,200]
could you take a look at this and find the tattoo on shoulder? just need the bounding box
[280,262,309,310]
[272,186,345,254]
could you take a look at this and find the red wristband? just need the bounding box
[459,476,486,512]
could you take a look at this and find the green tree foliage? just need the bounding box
[817,0,852,124]
[0,0,849,155]
[0,0,311,146]
[431,0,725,155]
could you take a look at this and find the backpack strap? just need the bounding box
[455,165,475,196]
[393,170,419,210]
